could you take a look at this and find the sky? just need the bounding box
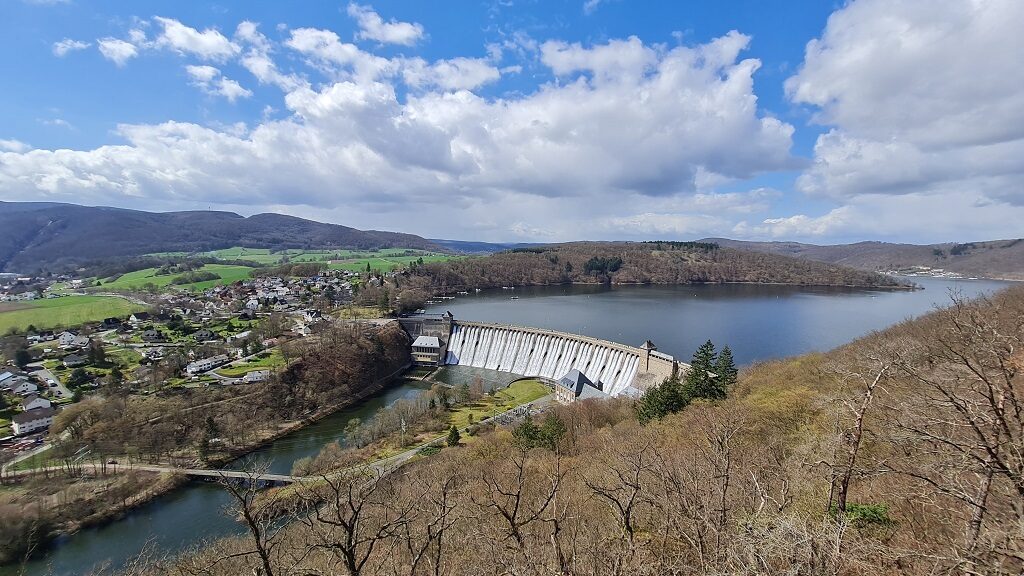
[1,0,1022,245]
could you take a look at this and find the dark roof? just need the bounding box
[556,369,606,398]
[132,312,151,320]
[12,407,56,424]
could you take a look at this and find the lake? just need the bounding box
[8,276,1012,575]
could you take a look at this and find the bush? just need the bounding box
[832,502,895,528]
[417,445,441,457]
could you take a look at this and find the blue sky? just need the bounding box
[2,0,1022,244]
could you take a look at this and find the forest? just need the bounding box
[107,284,1022,575]
[391,242,911,303]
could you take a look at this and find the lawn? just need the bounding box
[328,254,458,273]
[0,296,145,333]
[447,378,550,429]
[97,264,254,291]
[215,349,285,377]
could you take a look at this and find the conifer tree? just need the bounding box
[684,339,721,400]
[446,425,461,447]
[713,345,738,392]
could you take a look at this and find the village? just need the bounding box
[0,269,366,446]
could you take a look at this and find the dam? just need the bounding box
[400,315,683,398]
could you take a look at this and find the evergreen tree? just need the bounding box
[446,425,461,447]
[684,339,723,400]
[538,413,567,451]
[512,414,540,447]
[14,348,32,367]
[713,345,738,391]
[636,375,691,423]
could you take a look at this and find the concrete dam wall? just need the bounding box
[445,322,651,396]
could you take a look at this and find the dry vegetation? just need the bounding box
[104,285,1023,575]
[383,242,910,309]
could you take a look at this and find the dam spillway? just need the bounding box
[444,322,643,396]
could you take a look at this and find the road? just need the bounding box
[26,362,72,400]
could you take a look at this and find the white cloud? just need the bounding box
[402,57,500,91]
[583,0,604,15]
[185,65,253,103]
[52,38,90,57]
[0,32,797,240]
[0,139,30,153]
[42,118,74,129]
[346,3,424,46]
[154,16,240,61]
[787,0,1024,205]
[236,22,308,92]
[97,38,138,66]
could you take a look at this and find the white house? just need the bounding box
[10,380,38,395]
[185,354,230,375]
[57,331,78,348]
[242,370,270,383]
[12,407,56,435]
[21,394,51,411]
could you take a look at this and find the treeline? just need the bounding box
[252,262,327,278]
[392,242,910,298]
[130,285,1023,576]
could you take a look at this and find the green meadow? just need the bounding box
[0,296,144,334]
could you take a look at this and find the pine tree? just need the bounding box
[636,375,691,423]
[446,425,461,447]
[713,345,738,393]
[684,339,721,400]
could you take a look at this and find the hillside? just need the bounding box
[0,201,443,272]
[397,241,911,294]
[158,284,1024,575]
[703,237,1024,280]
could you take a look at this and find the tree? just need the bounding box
[14,348,32,368]
[446,425,461,447]
[456,382,471,404]
[67,368,90,388]
[87,340,106,366]
[636,375,690,423]
[713,345,738,389]
[685,339,726,400]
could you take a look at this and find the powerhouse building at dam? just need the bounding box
[400,313,686,402]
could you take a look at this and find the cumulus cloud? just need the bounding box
[185,65,253,102]
[347,3,424,46]
[154,16,240,61]
[0,30,797,239]
[0,139,30,153]
[787,0,1024,205]
[97,38,138,66]
[52,38,90,56]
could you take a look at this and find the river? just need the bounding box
[9,276,1012,575]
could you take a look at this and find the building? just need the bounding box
[242,370,270,383]
[9,379,38,396]
[21,394,51,411]
[186,354,230,375]
[141,329,165,342]
[0,371,14,386]
[129,312,151,324]
[192,329,218,342]
[411,335,442,366]
[12,407,56,435]
[63,354,87,368]
[554,369,609,404]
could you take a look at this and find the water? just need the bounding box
[9,276,1012,574]
[427,277,1012,366]
[9,379,431,576]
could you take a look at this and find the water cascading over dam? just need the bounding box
[444,322,642,396]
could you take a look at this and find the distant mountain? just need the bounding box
[428,239,545,254]
[0,201,444,272]
[701,238,1024,280]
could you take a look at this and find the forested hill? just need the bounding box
[401,241,911,291]
[0,201,442,272]
[703,237,1024,280]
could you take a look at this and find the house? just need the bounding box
[238,309,257,321]
[411,335,442,366]
[185,354,230,375]
[554,369,609,404]
[12,407,56,435]
[57,331,78,348]
[141,329,165,342]
[0,371,14,386]
[129,312,152,324]
[102,317,124,329]
[9,379,38,396]
[63,354,87,368]
[70,335,91,349]
[303,309,324,323]
[21,394,51,411]
[242,370,270,383]
[245,299,259,311]
[192,329,218,342]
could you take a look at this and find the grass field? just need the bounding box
[0,296,145,333]
[145,247,456,271]
[447,378,551,429]
[328,254,457,273]
[97,264,254,291]
[215,349,285,377]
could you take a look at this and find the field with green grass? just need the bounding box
[215,349,285,377]
[97,264,254,291]
[447,378,550,429]
[0,296,144,334]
